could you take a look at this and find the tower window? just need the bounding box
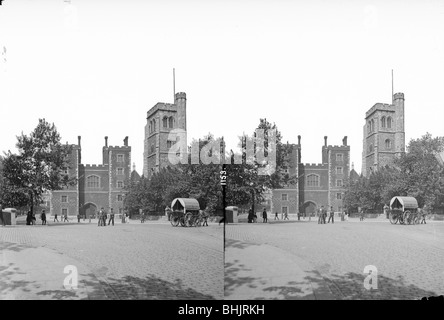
[117,154,124,162]
[117,168,124,175]
[381,116,386,128]
[306,174,320,187]
[87,175,100,188]
[336,166,343,174]
[117,194,123,201]
[336,193,342,200]
[169,116,174,128]
[336,153,343,162]
[387,117,392,129]
[61,195,68,203]
[282,194,288,201]
[117,181,124,188]
[163,117,168,128]
[336,179,343,187]
[371,119,375,132]
[385,139,392,149]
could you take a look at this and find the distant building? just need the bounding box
[362,93,405,177]
[272,136,350,216]
[349,162,360,182]
[143,92,187,179]
[50,136,131,217]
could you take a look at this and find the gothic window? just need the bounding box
[153,119,156,132]
[163,117,168,128]
[168,116,174,128]
[371,119,375,132]
[306,174,320,187]
[385,139,391,149]
[368,121,371,134]
[381,116,386,128]
[387,117,392,129]
[87,175,100,188]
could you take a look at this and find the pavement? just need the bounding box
[225,216,444,300]
[1,219,224,300]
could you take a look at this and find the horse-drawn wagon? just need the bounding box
[389,196,419,225]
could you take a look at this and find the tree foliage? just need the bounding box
[0,119,75,209]
[344,133,444,213]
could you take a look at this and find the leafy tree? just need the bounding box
[1,119,75,214]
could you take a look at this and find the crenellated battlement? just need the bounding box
[81,164,109,169]
[303,163,327,168]
[108,146,131,150]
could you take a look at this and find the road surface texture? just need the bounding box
[225,217,444,300]
[0,220,223,300]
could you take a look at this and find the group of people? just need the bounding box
[317,205,336,224]
[97,207,115,226]
[260,209,289,223]
[53,212,69,223]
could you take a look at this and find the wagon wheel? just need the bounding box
[389,211,398,224]
[184,212,194,227]
[180,214,187,227]
[404,210,412,225]
[170,214,180,227]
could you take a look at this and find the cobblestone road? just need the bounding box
[225,218,444,300]
[1,221,223,300]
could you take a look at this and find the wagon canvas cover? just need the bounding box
[389,196,418,210]
[171,198,200,212]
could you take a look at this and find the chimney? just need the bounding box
[298,135,301,145]
[105,136,108,147]
[78,136,81,147]
[324,136,328,147]
[124,136,128,147]
[342,136,348,146]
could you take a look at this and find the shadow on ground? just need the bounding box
[225,244,439,300]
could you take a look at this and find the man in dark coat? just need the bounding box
[262,208,268,223]
[41,210,47,225]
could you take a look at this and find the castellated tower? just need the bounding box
[51,136,131,219]
[362,93,406,177]
[143,92,187,179]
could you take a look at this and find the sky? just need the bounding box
[1,0,444,175]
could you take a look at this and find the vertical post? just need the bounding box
[173,68,176,103]
[391,69,394,103]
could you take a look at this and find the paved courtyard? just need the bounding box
[225,217,444,300]
[0,220,224,300]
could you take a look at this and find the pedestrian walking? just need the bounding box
[41,210,47,225]
[102,208,108,226]
[140,210,145,223]
[322,206,327,224]
[421,205,428,224]
[63,212,69,223]
[383,204,389,219]
[77,214,81,223]
[262,208,268,223]
[32,212,36,225]
[359,208,365,221]
[121,211,126,224]
[108,208,115,226]
[317,207,323,224]
[54,213,59,222]
[274,211,279,220]
[202,210,209,226]
[328,206,335,224]
[98,208,104,226]
[284,211,289,220]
